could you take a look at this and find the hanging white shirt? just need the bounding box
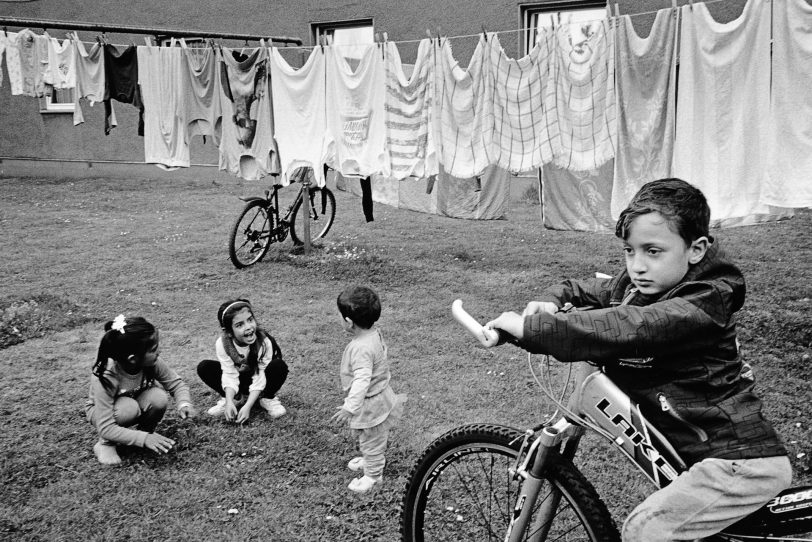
[180,39,222,144]
[3,31,24,95]
[270,46,329,186]
[44,37,76,89]
[73,36,115,127]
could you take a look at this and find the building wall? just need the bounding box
[0,0,748,178]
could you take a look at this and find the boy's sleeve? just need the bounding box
[90,376,149,447]
[523,283,729,362]
[247,337,274,393]
[215,338,240,393]
[534,277,614,309]
[342,347,373,414]
[153,360,192,409]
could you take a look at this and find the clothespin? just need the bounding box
[319,34,324,52]
[383,32,388,42]
[481,24,488,42]
[688,0,694,10]
[436,27,442,46]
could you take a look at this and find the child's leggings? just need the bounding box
[88,387,169,440]
[196,358,289,399]
[358,427,389,479]
[622,455,792,542]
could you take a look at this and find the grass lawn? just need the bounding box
[1,175,810,541]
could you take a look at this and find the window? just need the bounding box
[40,87,75,114]
[520,1,606,55]
[312,19,374,61]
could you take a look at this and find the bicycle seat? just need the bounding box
[720,486,812,537]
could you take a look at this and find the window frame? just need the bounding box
[519,0,607,55]
[39,87,76,114]
[311,18,374,47]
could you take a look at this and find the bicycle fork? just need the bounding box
[505,418,585,542]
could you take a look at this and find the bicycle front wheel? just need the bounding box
[228,200,274,268]
[400,423,619,542]
[289,187,336,246]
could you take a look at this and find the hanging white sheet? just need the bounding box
[180,40,222,145]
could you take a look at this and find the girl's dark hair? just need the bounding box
[337,286,381,329]
[92,316,157,393]
[218,299,267,374]
[615,178,711,245]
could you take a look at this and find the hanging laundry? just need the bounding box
[541,160,615,232]
[270,46,329,186]
[180,39,222,144]
[3,31,24,95]
[103,44,144,135]
[0,31,6,88]
[16,29,50,97]
[73,36,115,127]
[384,38,437,180]
[218,44,280,181]
[324,43,388,179]
[484,31,556,174]
[44,36,76,89]
[673,0,782,225]
[436,164,509,220]
[547,18,616,172]
[432,36,493,179]
[764,0,812,209]
[137,43,190,169]
[612,7,678,219]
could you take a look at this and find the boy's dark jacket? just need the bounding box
[523,241,786,465]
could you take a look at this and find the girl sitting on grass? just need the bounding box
[197,299,289,423]
[86,315,196,465]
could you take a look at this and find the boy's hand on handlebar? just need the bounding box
[522,301,558,317]
[485,312,524,340]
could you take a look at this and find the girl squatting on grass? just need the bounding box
[197,299,289,423]
[332,286,407,494]
[86,315,196,466]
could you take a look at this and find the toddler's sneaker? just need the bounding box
[347,456,365,472]
[259,397,286,418]
[348,475,381,494]
[93,440,121,466]
[207,397,227,416]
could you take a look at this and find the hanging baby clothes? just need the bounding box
[0,31,6,88]
[384,38,437,180]
[270,46,329,186]
[218,44,281,181]
[764,0,812,209]
[611,7,678,219]
[485,31,556,174]
[103,44,144,135]
[180,39,222,145]
[547,18,616,172]
[324,43,388,179]
[433,36,493,179]
[2,31,24,95]
[673,0,776,225]
[16,29,50,97]
[73,36,115,127]
[137,42,190,170]
[44,37,76,89]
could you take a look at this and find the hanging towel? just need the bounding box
[73,36,115,127]
[485,31,556,174]
[612,8,678,219]
[673,0,780,225]
[3,31,24,95]
[432,36,493,179]
[547,18,617,172]
[44,37,76,89]
[270,46,329,186]
[218,44,281,181]
[324,44,388,179]
[541,160,615,232]
[764,0,812,209]
[16,29,50,97]
[137,44,190,169]
[103,44,143,135]
[180,40,222,145]
[384,38,437,180]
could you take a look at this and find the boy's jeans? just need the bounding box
[622,455,792,542]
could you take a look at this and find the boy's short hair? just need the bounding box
[337,286,381,329]
[615,178,710,245]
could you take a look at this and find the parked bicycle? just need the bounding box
[399,300,812,541]
[228,180,336,268]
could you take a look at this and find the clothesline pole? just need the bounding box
[302,177,312,256]
[0,16,302,45]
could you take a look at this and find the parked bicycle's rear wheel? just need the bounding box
[400,424,619,542]
[290,187,336,246]
[228,200,274,268]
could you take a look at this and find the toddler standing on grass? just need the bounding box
[86,315,196,465]
[331,286,406,494]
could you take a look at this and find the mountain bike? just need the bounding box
[399,300,812,541]
[228,181,336,268]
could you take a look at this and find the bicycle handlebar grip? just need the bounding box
[451,299,500,347]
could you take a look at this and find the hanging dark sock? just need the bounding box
[360,176,374,222]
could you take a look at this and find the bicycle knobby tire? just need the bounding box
[228,200,274,268]
[400,423,620,542]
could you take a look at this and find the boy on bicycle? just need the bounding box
[487,178,792,541]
